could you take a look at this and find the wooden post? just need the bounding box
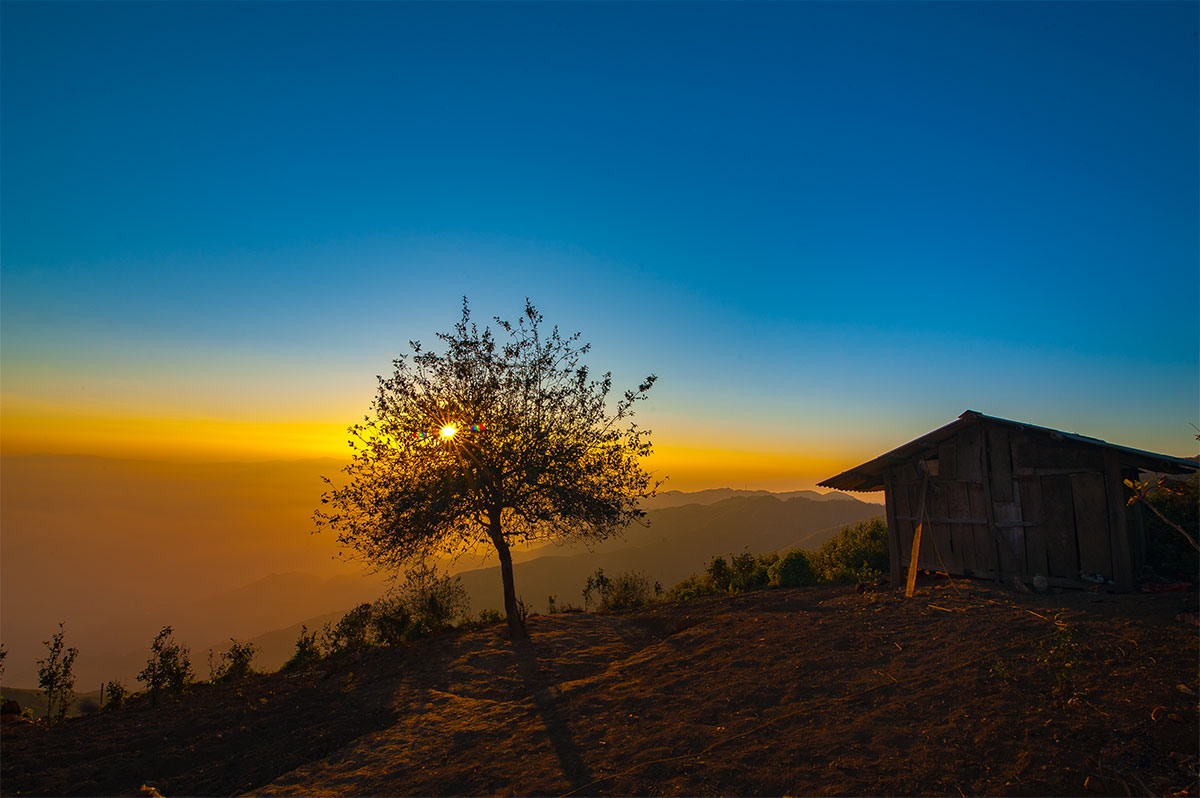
[1104,450,1133,592]
[905,467,929,597]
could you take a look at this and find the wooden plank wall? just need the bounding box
[888,425,996,580]
[886,420,1133,588]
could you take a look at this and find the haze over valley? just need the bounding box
[0,454,880,688]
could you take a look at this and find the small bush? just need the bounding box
[370,595,414,646]
[282,625,322,672]
[729,549,771,592]
[813,517,889,583]
[322,603,375,655]
[769,549,818,588]
[102,680,128,711]
[137,626,193,705]
[397,561,470,633]
[583,568,661,612]
[705,556,733,593]
[37,623,78,723]
[666,574,723,602]
[211,639,258,683]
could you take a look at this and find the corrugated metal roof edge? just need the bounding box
[817,409,1199,493]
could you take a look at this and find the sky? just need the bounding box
[2,0,1198,490]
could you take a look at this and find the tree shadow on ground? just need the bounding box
[511,637,595,793]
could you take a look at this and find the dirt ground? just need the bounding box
[2,578,1197,797]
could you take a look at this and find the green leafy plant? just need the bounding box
[282,625,322,672]
[583,567,661,612]
[729,549,771,592]
[705,556,733,592]
[396,560,470,634]
[137,626,193,705]
[812,517,889,583]
[369,595,415,646]
[768,548,818,588]
[102,680,128,711]
[36,623,78,723]
[210,639,258,683]
[322,603,375,655]
[665,573,723,602]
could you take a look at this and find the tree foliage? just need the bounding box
[37,623,78,723]
[316,299,658,637]
[811,517,889,583]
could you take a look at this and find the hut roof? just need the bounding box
[818,410,1198,492]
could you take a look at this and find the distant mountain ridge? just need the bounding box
[641,488,861,510]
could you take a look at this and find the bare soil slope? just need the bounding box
[2,580,1196,797]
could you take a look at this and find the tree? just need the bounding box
[316,299,658,638]
[36,623,78,723]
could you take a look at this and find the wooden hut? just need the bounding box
[818,410,1197,592]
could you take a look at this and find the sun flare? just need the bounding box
[439,424,458,439]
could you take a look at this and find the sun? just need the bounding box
[439,424,458,440]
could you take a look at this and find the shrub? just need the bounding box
[705,556,733,593]
[396,561,470,633]
[282,625,322,672]
[37,623,78,723]
[813,517,889,583]
[102,680,128,711]
[769,548,818,588]
[729,549,771,592]
[211,639,258,683]
[582,568,661,612]
[137,626,193,704]
[314,563,470,657]
[665,573,723,602]
[322,603,375,655]
[370,595,414,645]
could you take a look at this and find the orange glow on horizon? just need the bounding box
[1,397,348,461]
[0,397,881,501]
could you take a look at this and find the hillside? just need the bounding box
[2,490,880,687]
[463,493,883,614]
[3,579,1196,797]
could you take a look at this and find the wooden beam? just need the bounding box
[905,469,929,597]
[897,515,993,525]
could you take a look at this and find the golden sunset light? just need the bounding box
[1,2,1195,794]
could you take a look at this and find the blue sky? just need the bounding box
[2,0,1197,487]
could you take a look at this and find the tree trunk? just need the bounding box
[489,512,527,639]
